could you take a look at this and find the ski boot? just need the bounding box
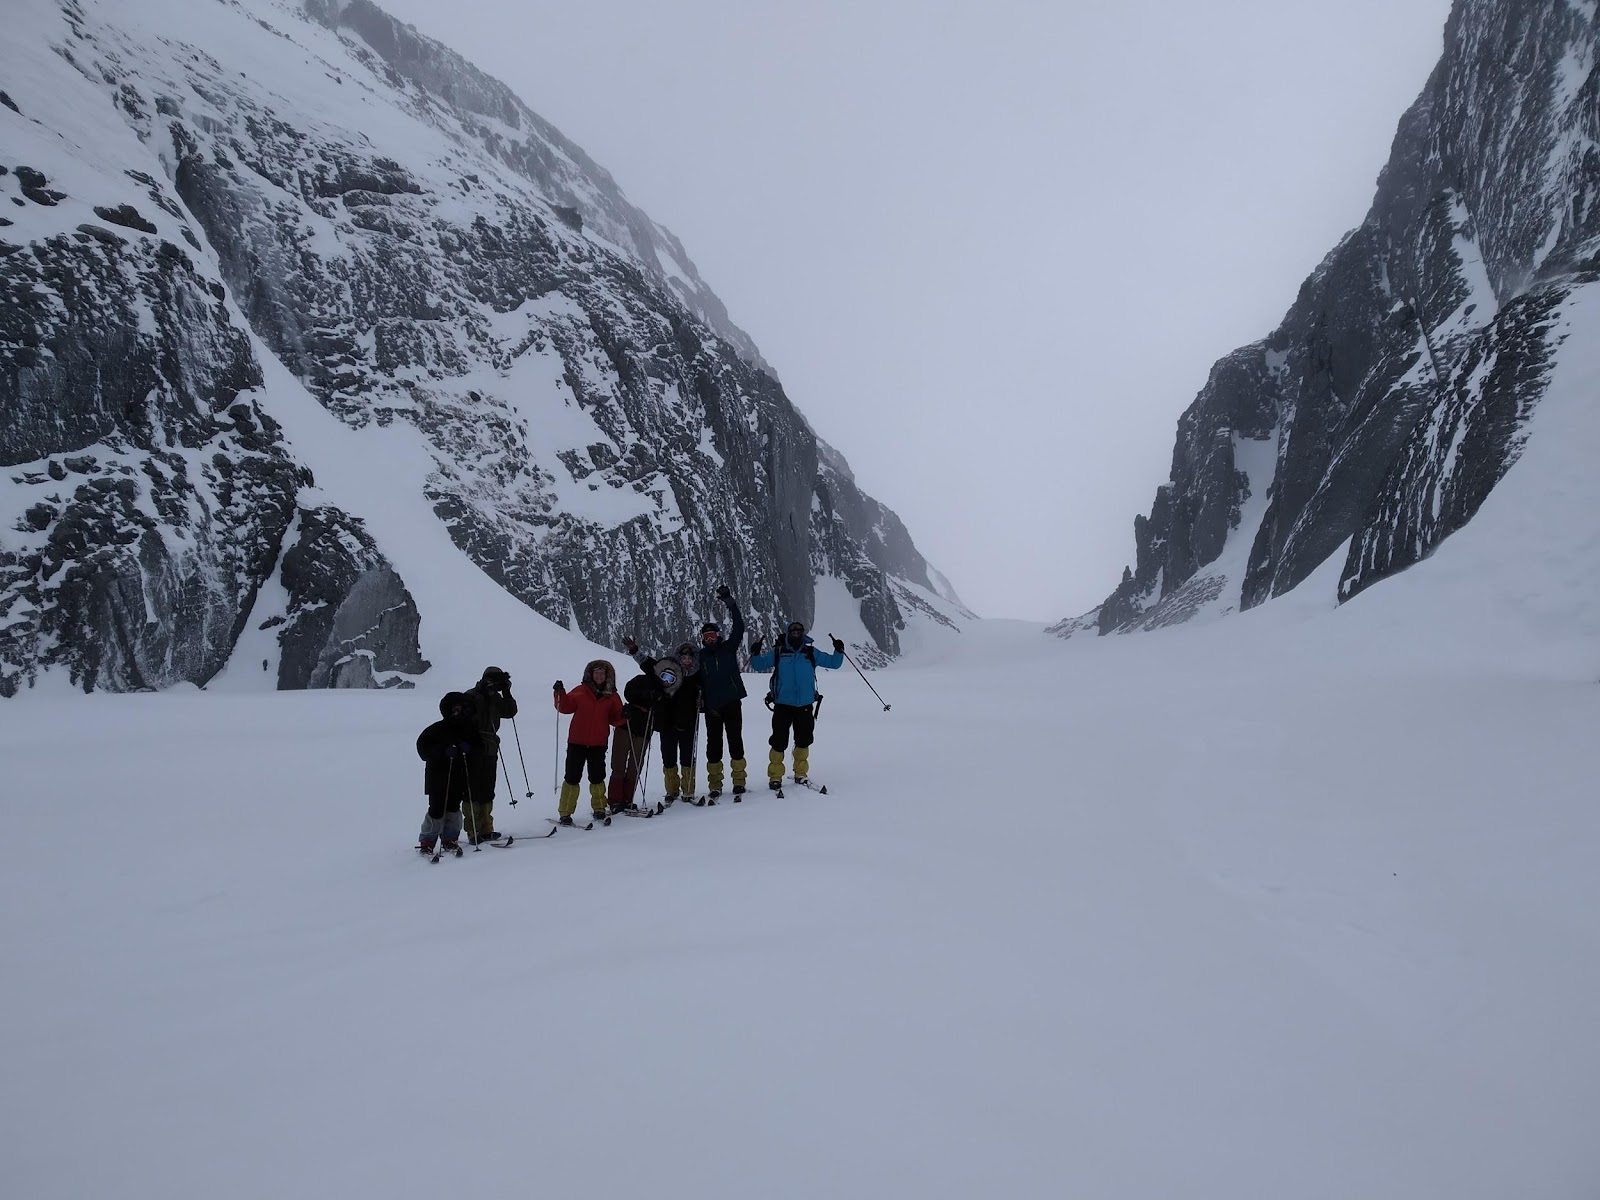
[558,815,575,827]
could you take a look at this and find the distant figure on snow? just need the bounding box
[415,691,483,854]
[609,664,668,814]
[750,621,843,788]
[624,634,704,804]
[553,660,625,825]
[461,666,517,843]
[696,585,749,800]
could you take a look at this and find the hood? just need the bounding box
[652,659,683,696]
[583,659,617,694]
[674,642,701,674]
[439,690,470,718]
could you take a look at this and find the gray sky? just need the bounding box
[377,0,1454,620]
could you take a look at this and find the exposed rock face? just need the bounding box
[0,159,302,694]
[0,0,951,693]
[1067,0,1599,636]
[276,506,429,689]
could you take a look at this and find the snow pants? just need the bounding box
[768,704,815,782]
[418,810,464,846]
[658,724,698,798]
[467,739,500,838]
[705,700,746,793]
[560,743,608,816]
[421,758,467,844]
[607,724,650,809]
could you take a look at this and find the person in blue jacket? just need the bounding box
[749,619,844,788]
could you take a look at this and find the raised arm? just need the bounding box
[813,635,845,670]
[748,636,773,673]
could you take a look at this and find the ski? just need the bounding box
[791,778,829,795]
[544,815,608,830]
[489,828,557,846]
[419,843,464,862]
[616,804,661,819]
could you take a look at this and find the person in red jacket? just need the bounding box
[553,659,625,825]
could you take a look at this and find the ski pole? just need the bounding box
[463,763,481,851]
[830,637,891,711]
[637,710,655,808]
[431,757,455,862]
[509,714,533,801]
[498,747,517,809]
[553,709,562,799]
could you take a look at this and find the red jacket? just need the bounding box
[555,681,624,746]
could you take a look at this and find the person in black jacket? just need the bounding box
[696,585,748,799]
[623,635,703,803]
[461,666,517,842]
[608,667,668,812]
[415,691,483,853]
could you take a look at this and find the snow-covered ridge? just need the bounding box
[0,0,962,695]
[1064,0,1600,638]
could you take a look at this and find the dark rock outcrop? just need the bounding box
[1066,0,1600,637]
[276,506,429,689]
[0,193,300,694]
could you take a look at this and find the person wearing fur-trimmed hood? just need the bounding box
[622,633,704,803]
[552,659,625,825]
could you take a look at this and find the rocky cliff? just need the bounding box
[1062,0,1598,637]
[0,0,955,695]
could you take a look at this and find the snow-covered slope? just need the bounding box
[1064,0,1600,638]
[4,217,1595,1191]
[3,524,1597,1197]
[0,0,961,697]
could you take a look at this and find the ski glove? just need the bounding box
[749,638,762,655]
[830,636,845,654]
[553,680,565,693]
[447,742,471,760]
[716,584,732,603]
[622,635,639,655]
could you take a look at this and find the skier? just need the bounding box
[415,691,483,854]
[553,660,625,825]
[696,584,748,799]
[461,665,517,842]
[749,621,844,788]
[607,665,667,813]
[623,634,703,803]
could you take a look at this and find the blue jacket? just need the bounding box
[750,631,842,707]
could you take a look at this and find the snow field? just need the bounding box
[3,606,1598,1199]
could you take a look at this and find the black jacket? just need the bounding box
[638,655,703,733]
[463,681,518,746]
[622,671,668,736]
[698,596,747,710]
[417,693,484,802]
